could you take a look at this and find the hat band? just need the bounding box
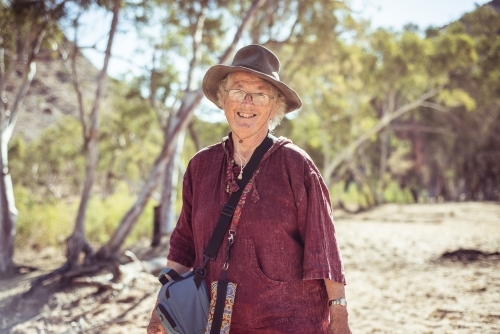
[234,64,280,81]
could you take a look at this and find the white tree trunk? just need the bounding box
[160,130,185,235]
[66,0,121,266]
[0,140,18,275]
[0,35,41,276]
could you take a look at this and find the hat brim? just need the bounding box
[202,65,302,113]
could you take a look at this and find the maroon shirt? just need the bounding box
[168,134,346,333]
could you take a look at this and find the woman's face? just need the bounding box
[222,71,275,141]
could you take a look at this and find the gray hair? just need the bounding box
[216,73,287,131]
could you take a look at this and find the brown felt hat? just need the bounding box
[202,44,302,113]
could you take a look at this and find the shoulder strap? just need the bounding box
[201,134,276,264]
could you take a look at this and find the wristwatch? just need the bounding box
[328,298,347,307]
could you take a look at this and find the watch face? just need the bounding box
[329,298,347,307]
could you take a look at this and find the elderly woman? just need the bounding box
[148,45,351,334]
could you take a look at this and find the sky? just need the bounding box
[350,0,490,31]
[79,0,492,79]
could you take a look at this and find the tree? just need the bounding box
[412,5,500,201]
[63,0,122,269]
[95,0,269,260]
[0,0,68,277]
[286,20,478,206]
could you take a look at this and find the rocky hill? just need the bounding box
[8,46,101,142]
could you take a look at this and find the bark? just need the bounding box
[159,130,185,235]
[0,23,46,276]
[188,121,201,152]
[66,0,121,267]
[95,0,268,260]
[0,144,17,276]
[323,87,443,188]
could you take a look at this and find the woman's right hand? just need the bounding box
[146,308,167,334]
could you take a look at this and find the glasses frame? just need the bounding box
[225,89,274,106]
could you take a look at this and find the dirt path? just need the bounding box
[1,202,499,333]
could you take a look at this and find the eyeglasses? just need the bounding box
[225,89,274,106]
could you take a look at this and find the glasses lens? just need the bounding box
[228,90,246,102]
[227,90,270,105]
[252,93,269,105]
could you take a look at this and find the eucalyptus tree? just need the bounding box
[60,0,122,270]
[415,5,500,200]
[0,0,69,277]
[291,19,479,205]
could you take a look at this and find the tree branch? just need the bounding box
[324,86,443,186]
[218,0,269,64]
[4,22,47,142]
[186,1,207,90]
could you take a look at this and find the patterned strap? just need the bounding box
[202,134,275,261]
[209,280,229,334]
[228,167,261,232]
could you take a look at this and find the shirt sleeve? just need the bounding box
[167,160,196,268]
[298,159,346,284]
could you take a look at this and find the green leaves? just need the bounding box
[437,89,476,111]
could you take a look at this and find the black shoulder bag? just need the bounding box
[155,134,275,334]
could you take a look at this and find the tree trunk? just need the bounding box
[0,26,44,275]
[159,130,185,235]
[152,129,185,246]
[376,91,395,204]
[66,0,121,267]
[0,141,18,276]
[188,122,201,152]
[377,130,388,204]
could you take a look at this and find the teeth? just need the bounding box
[238,112,256,118]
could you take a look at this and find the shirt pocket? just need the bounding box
[230,238,325,327]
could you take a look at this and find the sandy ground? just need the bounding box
[1,202,499,334]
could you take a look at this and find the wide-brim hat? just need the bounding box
[202,44,302,113]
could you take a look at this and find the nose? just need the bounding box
[243,93,253,104]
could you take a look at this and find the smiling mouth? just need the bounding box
[237,112,256,118]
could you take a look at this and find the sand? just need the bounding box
[1,202,499,333]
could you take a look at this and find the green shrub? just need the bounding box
[15,186,75,248]
[14,183,156,251]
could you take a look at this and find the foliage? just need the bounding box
[14,183,155,250]
[9,116,85,198]
[6,1,500,261]
[9,78,161,198]
[281,4,500,205]
[98,81,163,195]
[85,182,155,246]
[417,6,500,201]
